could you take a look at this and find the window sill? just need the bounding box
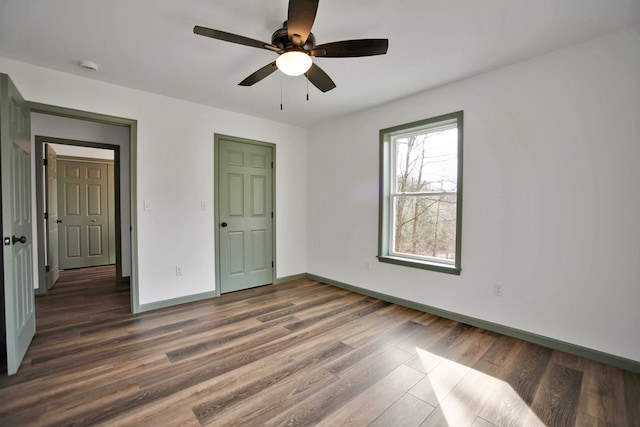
[377,255,461,275]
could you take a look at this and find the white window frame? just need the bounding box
[378,111,463,275]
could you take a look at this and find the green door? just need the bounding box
[1,74,35,375]
[45,144,60,289]
[57,159,110,269]
[217,136,274,294]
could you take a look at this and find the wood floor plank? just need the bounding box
[503,342,553,406]
[340,304,428,348]
[1,266,638,426]
[283,297,389,332]
[0,353,169,418]
[325,322,422,378]
[59,350,293,426]
[369,393,435,427]
[574,359,629,426]
[477,341,553,427]
[264,346,414,426]
[479,378,548,427]
[471,417,498,427]
[192,341,352,425]
[408,328,497,408]
[202,365,339,427]
[623,369,640,427]
[315,364,424,426]
[530,363,583,426]
[208,322,424,426]
[401,319,471,374]
[473,334,527,376]
[421,367,499,427]
[103,407,202,427]
[165,317,289,363]
[104,352,296,427]
[136,325,293,388]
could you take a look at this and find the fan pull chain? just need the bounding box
[306,77,309,101]
[280,76,283,111]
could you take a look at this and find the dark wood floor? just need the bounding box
[0,266,638,426]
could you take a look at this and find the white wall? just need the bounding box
[307,24,640,363]
[0,57,308,306]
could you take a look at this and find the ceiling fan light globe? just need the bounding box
[276,51,312,76]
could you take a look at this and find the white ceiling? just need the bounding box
[1,0,638,127]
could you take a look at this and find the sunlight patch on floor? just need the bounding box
[411,347,545,426]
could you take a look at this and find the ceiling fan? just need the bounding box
[194,0,389,92]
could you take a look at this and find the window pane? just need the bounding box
[394,128,458,194]
[392,194,457,261]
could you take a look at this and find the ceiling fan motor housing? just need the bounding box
[272,22,316,52]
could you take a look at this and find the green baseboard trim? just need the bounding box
[137,291,218,313]
[138,274,306,312]
[275,273,308,284]
[307,273,640,374]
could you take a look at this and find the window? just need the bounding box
[379,111,463,274]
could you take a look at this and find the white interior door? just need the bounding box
[1,74,35,375]
[46,144,59,288]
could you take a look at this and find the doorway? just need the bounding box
[29,106,139,313]
[35,135,127,294]
[215,134,275,294]
[42,144,117,290]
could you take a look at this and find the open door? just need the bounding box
[1,74,35,375]
[45,144,60,289]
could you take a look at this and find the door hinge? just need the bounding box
[271,212,273,219]
[272,261,274,268]
[46,265,50,273]
[44,212,49,220]
[42,158,48,166]
[271,161,274,169]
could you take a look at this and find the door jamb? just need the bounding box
[213,133,276,296]
[28,102,140,313]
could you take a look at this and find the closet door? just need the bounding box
[58,160,110,269]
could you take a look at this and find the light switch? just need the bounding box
[144,200,152,211]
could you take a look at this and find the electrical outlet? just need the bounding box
[144,200,152,211]
[201,201,207,211]
[493,283,503,297]
[176,266,183,276]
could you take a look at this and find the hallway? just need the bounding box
[36,266,130,333]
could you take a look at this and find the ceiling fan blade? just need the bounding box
[287,0,319,46]
[311,39,389,58]
[305,63,336,92]
[238,62,278,86]
[194,26,280,52]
